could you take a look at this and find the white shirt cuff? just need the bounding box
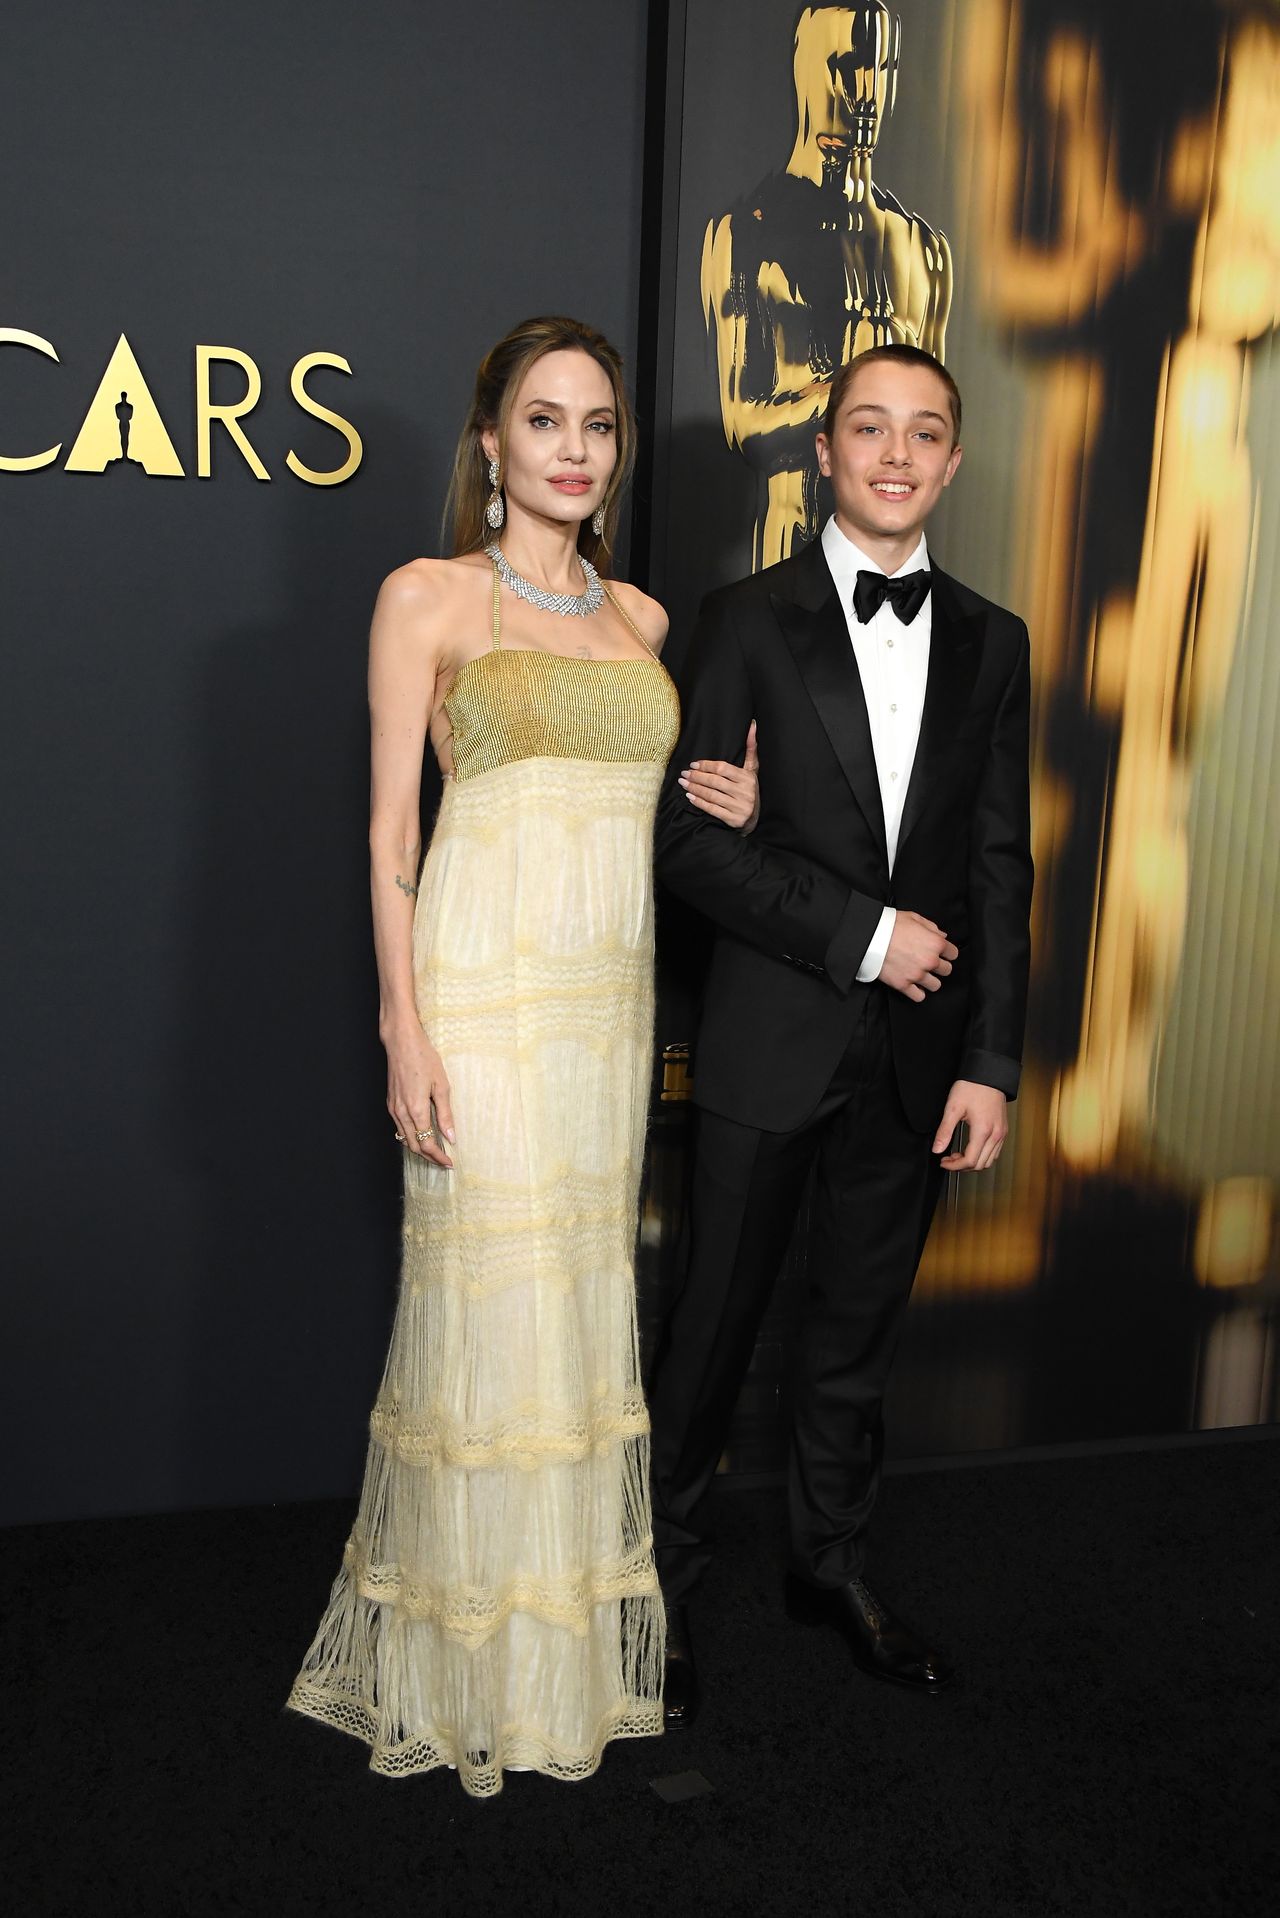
[856,905,897,983]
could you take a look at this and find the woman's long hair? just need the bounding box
[444,316,636,574]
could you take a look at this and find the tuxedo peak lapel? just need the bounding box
[770,541,888,860]
[768,535,837,613]
[896,565,982,857]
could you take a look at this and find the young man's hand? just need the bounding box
[880,912,958,1002]
[933,1082,1008,1171]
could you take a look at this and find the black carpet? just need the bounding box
[5,1438,1277,1917]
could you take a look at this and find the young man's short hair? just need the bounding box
[824,344,963,442]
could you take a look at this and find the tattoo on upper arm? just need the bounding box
[395,873,417,898]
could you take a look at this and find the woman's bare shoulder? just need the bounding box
[377,553,488,613]
[608,578,670,653]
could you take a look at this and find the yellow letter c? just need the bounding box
[0,329,62,471]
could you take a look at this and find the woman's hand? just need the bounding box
[385,1021,455,1169]
[678,720,760,832]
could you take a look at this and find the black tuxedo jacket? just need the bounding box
[654,536,1033,1134]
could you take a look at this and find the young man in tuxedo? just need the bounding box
[650,344,1033,1724]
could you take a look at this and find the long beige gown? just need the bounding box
[287,567,677,1797]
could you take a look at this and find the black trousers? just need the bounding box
[649,988,944,1602]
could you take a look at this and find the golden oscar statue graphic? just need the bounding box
[962,0,1280,1365]
[968,0,1280,1184]
[702,2,952,569]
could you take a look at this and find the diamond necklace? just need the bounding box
[485,541,605,619]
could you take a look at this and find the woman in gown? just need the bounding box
[287,316,759,1798]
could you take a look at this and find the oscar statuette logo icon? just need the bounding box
[0,329,363,485]
[702,3,952,569]
[115,394,133,462]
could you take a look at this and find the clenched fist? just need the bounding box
[880,911,958,1003]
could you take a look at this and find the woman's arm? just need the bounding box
[679,720,760,831]
[368,563,455,1167]
[607,580,759,828]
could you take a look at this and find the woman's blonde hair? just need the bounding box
[445,316,636,573]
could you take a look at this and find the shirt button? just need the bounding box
[886,638,894,648]
[890,771,898,781]
[890,703,898,712]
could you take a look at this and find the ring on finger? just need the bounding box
[415,1127,435,1143]
[394,1130,405,1142]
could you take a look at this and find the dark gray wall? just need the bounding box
[1,0,650,1524]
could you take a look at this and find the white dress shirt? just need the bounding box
[819,516,931,983]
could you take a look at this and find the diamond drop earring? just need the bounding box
[591,503,605,537]
[485,458,504,531]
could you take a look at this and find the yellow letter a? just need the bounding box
[64,334,184,475]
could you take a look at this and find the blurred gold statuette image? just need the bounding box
[702,2,952,569]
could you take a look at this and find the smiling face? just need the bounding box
[482,347,618,536]
[815,355,962,566]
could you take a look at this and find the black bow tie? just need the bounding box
[853,569,931,626]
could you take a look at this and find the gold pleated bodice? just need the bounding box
[444,647,678,784]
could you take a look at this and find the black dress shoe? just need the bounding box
[785,1573,954,1693]
[662,1602,700,1730]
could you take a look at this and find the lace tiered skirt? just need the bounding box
[287,757,665,1797]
